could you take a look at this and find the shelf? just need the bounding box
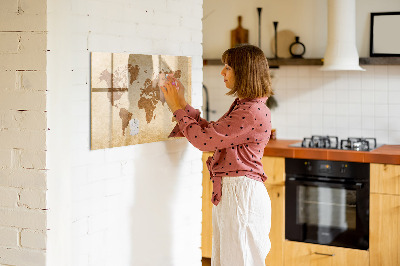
[203,58,322,67]
[268,58,323,67]
[203,57,400,67]
[359,57,400,65]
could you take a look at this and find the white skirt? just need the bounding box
[212,176,271,266]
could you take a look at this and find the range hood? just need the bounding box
[320,0,365,71]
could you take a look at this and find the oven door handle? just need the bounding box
[287,177,364,189]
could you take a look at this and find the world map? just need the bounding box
[90,52,192,150]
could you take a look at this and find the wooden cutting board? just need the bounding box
[231,16,249,48]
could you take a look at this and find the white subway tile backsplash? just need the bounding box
[374,130,389,144]
[336,90,349,103]
[298,77,311,89]
[374,90,388,104]
[349,128,362,137]
[374,65,388,77]
[389,105,400,118]
[389,117,400,131]
[286,77,299,89]
[388,131,400,143]
[388,91,400,104]
[361,129,375,138]
[374,78,388,91]
[362,116,375,130]
[388,65,400,76]
[388,76,400,91]
[323,103,336,116]
[361,90,375,104]
[298,67,311,78]
[375,117,389,130]
[375,104,389,117]
[348,90,362,103]
[361,75,375,91]
[336,115,348,129]
[361,104,375,117]
[285,66,298,77]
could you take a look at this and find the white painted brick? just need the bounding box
[0,0,18,13]
[0,130,46,150]
[181,15,202,30]
[1,110,46,130]
[0,71,16,90]
[19,189,46,209]
[0,52,46,71]
[0,90,46,111]
[0,169,47,189]
[0,227,19,247]
[0,187,19,208]
[181,42,202,56]
[20,149,46,170]
[105,178,123,196]
[0,13,46,32]
[20,229,46,249]
[87,164,108,183]
[19,0,47,15]
[0,149,11,169]
[0,32,20,54]
[0,208,46,230]
[0,247,45,266]
[16,70,47,91]
[87,212,109,233]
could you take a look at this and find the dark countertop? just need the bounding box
[263,139,400,165]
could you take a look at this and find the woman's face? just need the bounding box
[220,64,235,89]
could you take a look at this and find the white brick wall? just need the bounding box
[0,0,48,265]
[47,1,203,266]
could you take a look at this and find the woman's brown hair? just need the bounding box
[221,44,273,99]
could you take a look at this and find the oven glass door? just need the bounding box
[286,179,369,250]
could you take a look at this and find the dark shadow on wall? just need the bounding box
[129,139,189,265]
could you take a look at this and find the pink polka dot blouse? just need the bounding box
[169,97,272,206]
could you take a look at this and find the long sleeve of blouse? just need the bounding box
[168,104,210,138]
[171,104,256,151]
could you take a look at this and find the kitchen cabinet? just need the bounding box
[370,163,400,195]
[370,163,400,266]
[202,152,213,258]
[261,156,285,266]
[284,241,369,266]
[201,154,286,266]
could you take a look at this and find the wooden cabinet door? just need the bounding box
[370,163,400,195]
[370,193,400,266]
[201,152,213,258]
[284,241,369,266]
[262,156,285,186]
[264,184,284,266]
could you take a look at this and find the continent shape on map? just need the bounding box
[119,108,133,136]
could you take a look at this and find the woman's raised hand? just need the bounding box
[161,76,185,113]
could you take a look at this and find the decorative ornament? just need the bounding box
[289,36,306,58]
[273,21,279,58]
[257,8,262,48]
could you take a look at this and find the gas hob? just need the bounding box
[289,135,382,151]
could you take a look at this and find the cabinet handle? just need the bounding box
[314,252,335,257]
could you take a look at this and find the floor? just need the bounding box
[202,257,211,266]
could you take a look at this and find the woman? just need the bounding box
[162,44,273,266]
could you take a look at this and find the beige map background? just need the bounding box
[91,52,192,150]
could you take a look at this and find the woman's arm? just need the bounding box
[162,77,211,137]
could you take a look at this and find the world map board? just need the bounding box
[90,52,192,150]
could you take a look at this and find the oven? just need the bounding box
[285,158,370,250]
